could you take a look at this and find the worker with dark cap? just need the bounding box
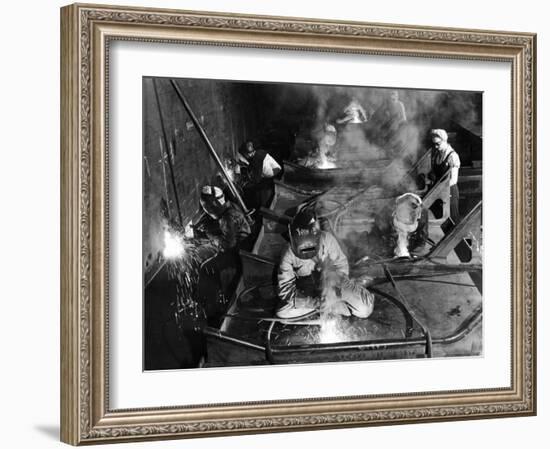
[236,140,281,210]
[276,208,374,319]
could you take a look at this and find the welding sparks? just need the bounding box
[161,225,217,332]
[318,317,346,343]
[162,228,187,260]
[316,152,337,170]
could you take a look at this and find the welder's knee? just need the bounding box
[350,302,374,319]
[346,289,375,319]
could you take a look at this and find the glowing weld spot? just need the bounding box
[318,318,346,343]
[162,229,186,260]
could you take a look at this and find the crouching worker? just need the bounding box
[196,185,251,251]
[194,186,251,325]
[369,192,428,259]
[276,208,374,319]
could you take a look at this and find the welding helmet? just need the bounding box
[289,208,321,260]
[200,185,227,219]
[394,193,423,227]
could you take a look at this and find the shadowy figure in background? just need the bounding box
[368,90,408,157]
[298,123,338,169]
[336,97,369,125]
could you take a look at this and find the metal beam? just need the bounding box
[152,79,183,225]
[429,201,482,260]
[169,79,251,216]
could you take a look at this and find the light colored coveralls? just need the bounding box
[276,231,374,319]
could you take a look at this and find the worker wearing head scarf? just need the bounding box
[429,129,461,223]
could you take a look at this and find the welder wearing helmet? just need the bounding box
[195,185,252,326]
[367,192,428,259]
[276,208,373,319]
[197,185,251,251]
[391,193,428,258]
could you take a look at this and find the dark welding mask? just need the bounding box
[289,208,321,260]
[200,185,227,219]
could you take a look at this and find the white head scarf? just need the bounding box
[430,129,448,142]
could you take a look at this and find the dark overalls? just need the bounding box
[242,150,275,210]
[431,148,460,223]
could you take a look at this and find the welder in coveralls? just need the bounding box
[236,140,281,210]
[276,208,374,319]
[364,192,429,259]
[194,185,251,325]
[195,185,251,252]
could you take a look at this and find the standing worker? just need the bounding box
[236,140,281,210]
[369,90,407,155]
[428,129,461,223]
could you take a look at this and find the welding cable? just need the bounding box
[364,268,482,288]
[352,254,429,268]
[400,278,477,288]
[383,264,433,358]
[424,256,482,272]
[265,320,276,364]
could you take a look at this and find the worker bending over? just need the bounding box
[195,185,251,251]
[236,140,281,210]
[194,185,252,325]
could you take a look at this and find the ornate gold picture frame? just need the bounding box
[60,3,536,445]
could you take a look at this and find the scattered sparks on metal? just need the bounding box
[162,225,218,332]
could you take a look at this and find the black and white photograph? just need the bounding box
[143,77,483,370]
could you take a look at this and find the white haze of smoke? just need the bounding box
[305,85,480,190]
